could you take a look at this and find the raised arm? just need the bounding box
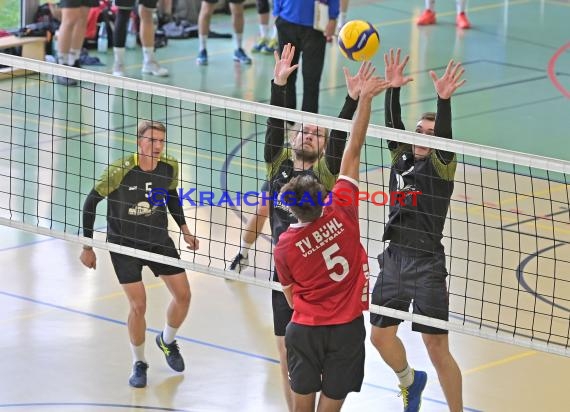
[429,60,466,164]
[264,44,299,163]
[325,61,375,174]
[340,76,391,182]
[384,49,413,132]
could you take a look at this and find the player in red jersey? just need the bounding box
[273,74,390,412]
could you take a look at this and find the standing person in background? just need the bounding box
[418,0,471,29]
[55,0,97,86]
[196,0,252,65]
[251,0,278,54]
[370,48,465,412]
[273,0,339,113]
[112,0,169,77]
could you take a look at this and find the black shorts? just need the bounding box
[370,244,449,334]
[272,289,293,336]
[285,315,365,400]
[109,237,183,284]
[115,0,158,9]
[59,0,98,8]
[256,0,270,14]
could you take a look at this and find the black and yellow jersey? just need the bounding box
[266,149,336,244]
[382,87,457,254]
[264,80,358,246]
[83,153,186,246]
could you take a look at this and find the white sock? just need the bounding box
[142,47,154,65]
[456,0,466,14]
[396,364,414,388]
[233,32,243,50]
[162,324,178,344]
[271,25,278,40]
[113,47,125,65]
[58,53,69,65]
[199,35,207,52]
[259,24,269,39]
[131,342,146,364]
[240,240,253,258]
[338,11,347,26]
[425,0,435,10]
[68,48,81,65]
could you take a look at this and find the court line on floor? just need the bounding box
[0,288,482,410]
[484,58,570,77]
[368,73,552,117]
[502,207,570,229]
[0,235,61,253]
[547,42,570,98]
[516,242,570,313]
[462,350,537,375]
[361,382,483,412]
[454,94,565,120]
[0,289,279,364]
[373,0,530,28]
[0,112,260,175]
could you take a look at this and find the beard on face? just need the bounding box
[293,147,319,164]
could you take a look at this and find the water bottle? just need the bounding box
[125,16,137,49]
[97,23,108,53]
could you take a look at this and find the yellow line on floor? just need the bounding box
[463,350,537,376]
[440,0,531,16]
[91,281,165,302]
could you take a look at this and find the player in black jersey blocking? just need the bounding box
[370,49,465,412]
[80,120,199,388]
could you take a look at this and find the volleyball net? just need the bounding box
[1,54,569,357]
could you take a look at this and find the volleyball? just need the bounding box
[338,20,380,61]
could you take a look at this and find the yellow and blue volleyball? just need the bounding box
[338,20,380,61]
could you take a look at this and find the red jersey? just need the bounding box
[274,177,370,326]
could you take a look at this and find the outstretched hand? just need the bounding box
[384,48,413,88]
[343,61,376,100]
[273,43,299,87]
[360,76,392,100]
[430,60,466,99]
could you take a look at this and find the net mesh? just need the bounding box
[1,54,569,356]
